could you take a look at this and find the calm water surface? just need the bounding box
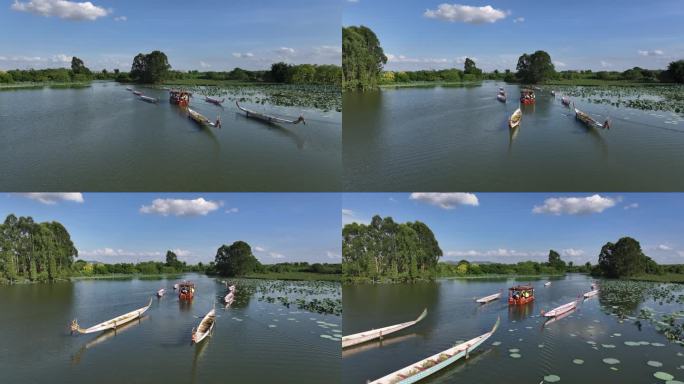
[343,274,684,384]
[0,82,341,191]
[0,274,340,383]
[343,82,684,191]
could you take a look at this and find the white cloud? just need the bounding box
[447,249,544,258]
[51,53,72,63]
[170,248,191,257]
[410,192,479,210]
[624,203,639,210]
[232,52,254,58]
[638,49,664,57]
[657,244,673,251]
[18,192,84,205]
[78,248,162,258]
[532,194,617,215]
[424,4,507,24]
[553,61,566,67]
[0,55,44,62]
[140,198,222,217]
[455,56,478,64]
[600,60,612,68]
[254,246,266,252]
[326,250,340,259]
[113,15,126,22]
[225,207,239,214]
[199,61,210,68]
[277,47,296,55]
[386,54,449,64]
[11,0,110,21]
[513,17,524,23]
[562,248,585,257]
[314,45,342,55]
[269,252,285,259]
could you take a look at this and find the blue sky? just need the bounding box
[0,0,341,71]
[344,0,684,71]
[343,193,684,265]
[0,193,341,264]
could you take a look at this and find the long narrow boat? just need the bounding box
[157,288,165,298]
[125,87,133,91]
[509,108,522,129]
[583,289,599,298]
[369,317,500,384]
[192,308,216,344]
[139,95,158,103]
[342,309,427,349]
[236,101,305,125]
[476,292,501,303]
[132,90,143,96]
[497,93,506,103]
[71,298,152,334]
[561,96,571,106]
[575,107,610,129]
[544,281,551,287]
[543,307,576,326]
[205,96,225,106]
[543,300,577,317]
[188,108,221,128]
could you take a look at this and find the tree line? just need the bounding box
[342,215,443,282]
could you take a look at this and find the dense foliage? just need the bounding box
[254,262,341,275]
[594,237,662,278]
[342,25,387,90]
[437,250,574,277]
[130,50,171,84]
[516,50,556,84]
[343,215,442,282]
[214,241,262,277]
[0,214,77,283]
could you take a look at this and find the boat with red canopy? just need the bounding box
[508,285,535,305]
[520,89,535,105]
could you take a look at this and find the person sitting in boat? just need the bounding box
[603,120,610,129]
[523,291,529,299]
[215,117,222,129]
[296,115,306,125]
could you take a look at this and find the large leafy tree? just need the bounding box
[70,56,89,74]
[547,249,566,271]
[463,58,482,76]
[214,241,261,277]
[667,60,684,83]
[342,26,387,90]
[130,51,171,84]
[597,237,658,278]
[516,50,556,83]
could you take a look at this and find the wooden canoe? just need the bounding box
[139,95,158,103]
[71,298,152,334]
[509,108,522,129]
[236,101,305,125]
[342,309,427,349]
[583,289,599,298]
[157,288,165,298]
[561,96,571,106]
[188,108,220,128]
[192,308,216,344]
[544,282,551,286]
[476,292,501,303]
[497,93,506,103]
[205,96,225,105]
[543,307,576,326]
[575,108,609,129]
[369,316,500,384]
[132,90,142,96]
[543,300,577,317]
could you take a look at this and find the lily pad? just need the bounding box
[573,359,584,365]
[492,341,502,346]
[509,348,520,353]
[544,375,560,382]
[603,358,620,365]
[649,361,664,367]
[654,372,675,381]
[510,353,521,359]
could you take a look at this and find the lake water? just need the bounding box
[0,82,341,191]
[0,274,341,383]
[343,274,684,384]
[343,82,684,191]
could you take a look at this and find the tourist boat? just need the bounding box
[157,288,165,298]
[497,93,506,103]
[139,95,158,103]
[342,308,427,349]
[583,289,599,298]
[188,108,221,128]
[543,300,577,317]
[70,298,152,334]
[520,89,535,104]
[575,107,610,129]
[543,307,575,326]
[132,90,143,96]
[236,101,305,125]
[205,96,225,106]
[508,285,534,305]
[169,89,191,106]
[173,283,179,290]
[561,96,571,106]
[192,308,216,344]
[368,317,500,384]
[476,292,501,303]
[125,87,133,91]
[224,290,235,305]
[509,108,522,129]
[544,281,551,286]
[179,281,195,301]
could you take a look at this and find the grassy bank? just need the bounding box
[0,81,91,90]
[244,272,340,281]
[379,80,482,88]
[626,274,684,283]
[441,273,565,280]
[540,79,679,87]
[71,273,184,281]
[162,78,275,87]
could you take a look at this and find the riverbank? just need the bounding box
[626,273,684,283]
[441,273,566,280]
[379,80,482,88]
[0,81,91,90]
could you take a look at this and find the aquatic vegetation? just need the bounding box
[602,358,620,365]
[543,85,684,114]
[654,372,675,381]
[509,353,521,358]
[573,359,584,365]
[649,361,664,367]
[543,374,560,382]
[160,83,341,112]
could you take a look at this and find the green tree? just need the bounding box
[597,237,656,278]
[516,50,556,84]
[130,51,171,83]
[270,62,291,83]
[463,58,482,76]
[71,56,89,75]
[667,60,684,83]
[214,241,261,277]
[342,26,387,90]
[547,249,566,271]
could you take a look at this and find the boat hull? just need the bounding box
[508,296,534,305]
[342,309,427,349]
